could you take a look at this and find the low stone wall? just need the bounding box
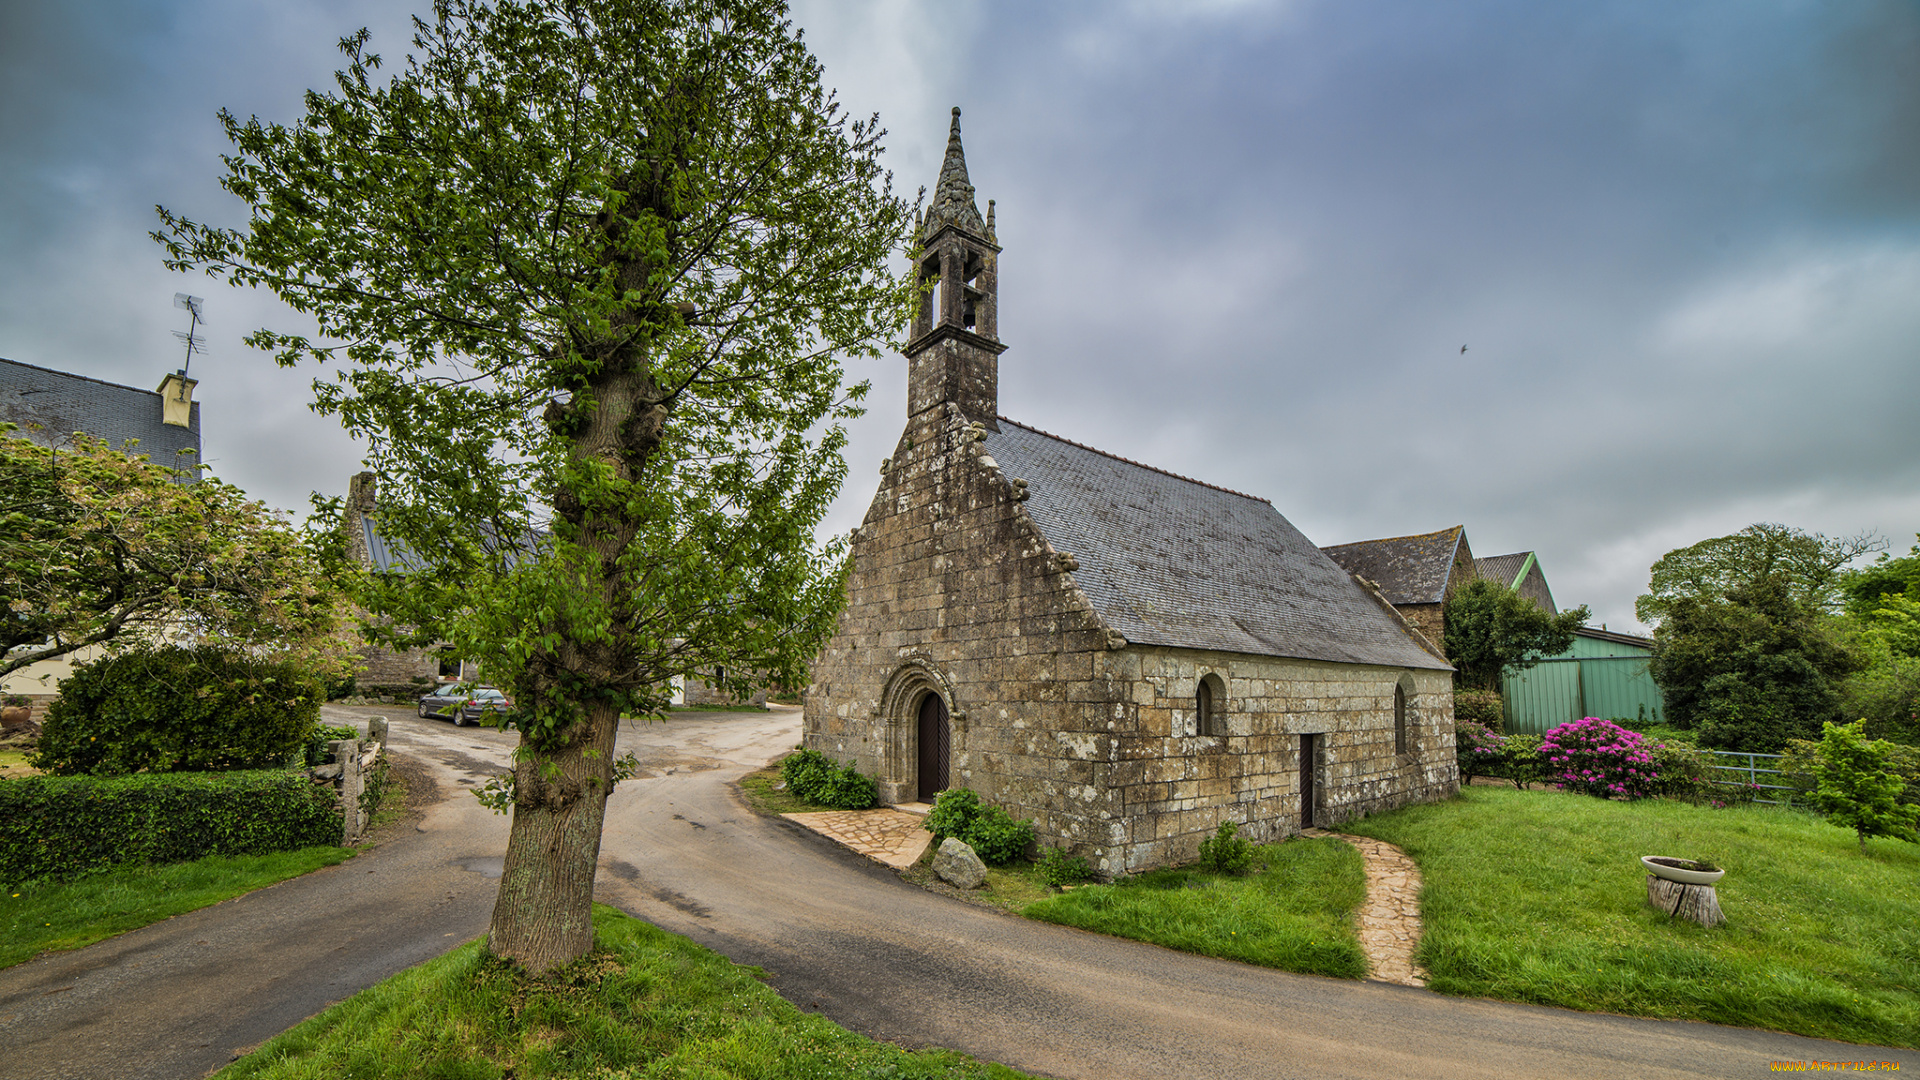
[311,717,389,843]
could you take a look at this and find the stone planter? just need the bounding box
[0,705,31,730]
[1641,856,1724,886]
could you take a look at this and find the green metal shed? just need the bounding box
[1500,626,1665,735]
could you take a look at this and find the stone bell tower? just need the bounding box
[906,107,1006,429]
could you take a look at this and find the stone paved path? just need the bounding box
[1306,828,1430,987]
[783,805,932,869]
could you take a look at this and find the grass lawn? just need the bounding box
[0,748,37,777]
[219,903,1031,1080]
[1021,837,1370,980]
[1342,785,1920,1048]
[1,846,356,969]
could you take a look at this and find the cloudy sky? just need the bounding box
[3,0,1917,633]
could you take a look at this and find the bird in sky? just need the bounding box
[1460,345,1468,354]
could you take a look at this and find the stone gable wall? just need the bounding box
[804,404,1459,876]
[1396,602,1445,654]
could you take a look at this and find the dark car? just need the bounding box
[417,685,512,727]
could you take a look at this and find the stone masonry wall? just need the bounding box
[1396,602,1445,654]
[804,403,1459,876]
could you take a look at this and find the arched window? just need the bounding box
[1393,681,1409,756]
[1197,673,1227,737]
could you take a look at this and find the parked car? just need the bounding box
[417,685,512,727]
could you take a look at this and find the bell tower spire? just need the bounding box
[907,107,1006,427]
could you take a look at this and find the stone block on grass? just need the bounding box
[933,838,987,889]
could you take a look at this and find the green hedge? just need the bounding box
[779,748,877,810]
[35,646,322,776]
[0,770,341,885]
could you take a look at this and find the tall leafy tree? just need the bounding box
[155,0,914,971]
[1442,577,1589,691]
[0,427,350,682]
[1636,522,1883,628]
[1649,577,1857,752]
[1840,534,1920,622]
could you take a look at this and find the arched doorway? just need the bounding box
[916,691,950,801]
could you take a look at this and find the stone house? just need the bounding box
[339,471,765,706]
[802,110,1459,875]
[1319,525,1477,651]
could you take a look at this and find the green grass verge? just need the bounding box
[1022,837,1370,979]
[1341,786,1920,1047]
[219,903,1032,1079]
[736,767,826,817]
[1,846,355,969]
[0,748,35,776]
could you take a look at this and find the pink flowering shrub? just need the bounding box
[1455,721,1506,782]
[1539,717,1660,799]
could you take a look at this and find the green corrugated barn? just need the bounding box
[1501,626,1665,735]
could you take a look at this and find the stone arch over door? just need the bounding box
[876,658,962,806]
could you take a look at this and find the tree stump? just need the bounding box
[1647,875,1725,928]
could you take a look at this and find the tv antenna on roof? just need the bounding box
[171,293,206,378]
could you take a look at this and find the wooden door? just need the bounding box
[917,693,950,801]
[1299,734,1317,828]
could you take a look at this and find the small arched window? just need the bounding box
[1197,673,1227,737]
[1393,681,1410,755]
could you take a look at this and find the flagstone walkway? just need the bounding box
[1306,828,1430,987]
[783,804,932,870]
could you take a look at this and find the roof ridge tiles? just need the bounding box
[996,415,1271,504]
[1323,525,1462,549]
[0,356,166,399]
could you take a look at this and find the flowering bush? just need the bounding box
[1455,721,1506,782]
[1538,717,1660,799]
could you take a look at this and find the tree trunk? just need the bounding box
[1646,875,1725,928]
[486,700,621,971]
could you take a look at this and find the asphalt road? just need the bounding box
[0,705,1908,1080]
[0,705,517,1080]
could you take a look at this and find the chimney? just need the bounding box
[156,370,197,428]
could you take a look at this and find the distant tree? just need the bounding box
[1808,720,1919,853]
[0,427,351,682]
[155,0,913,972]
[1839,534,1920,621]
[1650,577,1857,752]
[1636,523,1883,628]
[1442,577,1589,691]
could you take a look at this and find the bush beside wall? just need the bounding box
[34,646,322,776]
[0,770,340,885]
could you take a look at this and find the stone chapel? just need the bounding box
[802,110,1460,875]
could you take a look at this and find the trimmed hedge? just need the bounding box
[35,646,322,776]
[0,770,341,885]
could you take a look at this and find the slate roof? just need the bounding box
[0,356,200,473]
[358,514,542,574]
[1319,526,1467,606]
[1474,552,1532,589]
[980,419,1450,670]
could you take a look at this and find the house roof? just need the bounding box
[358,515,542,574]
[1318,526,1467,606]
[0,356,200,471]
[980,419,1450,670]
[1473,551,1532,589]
